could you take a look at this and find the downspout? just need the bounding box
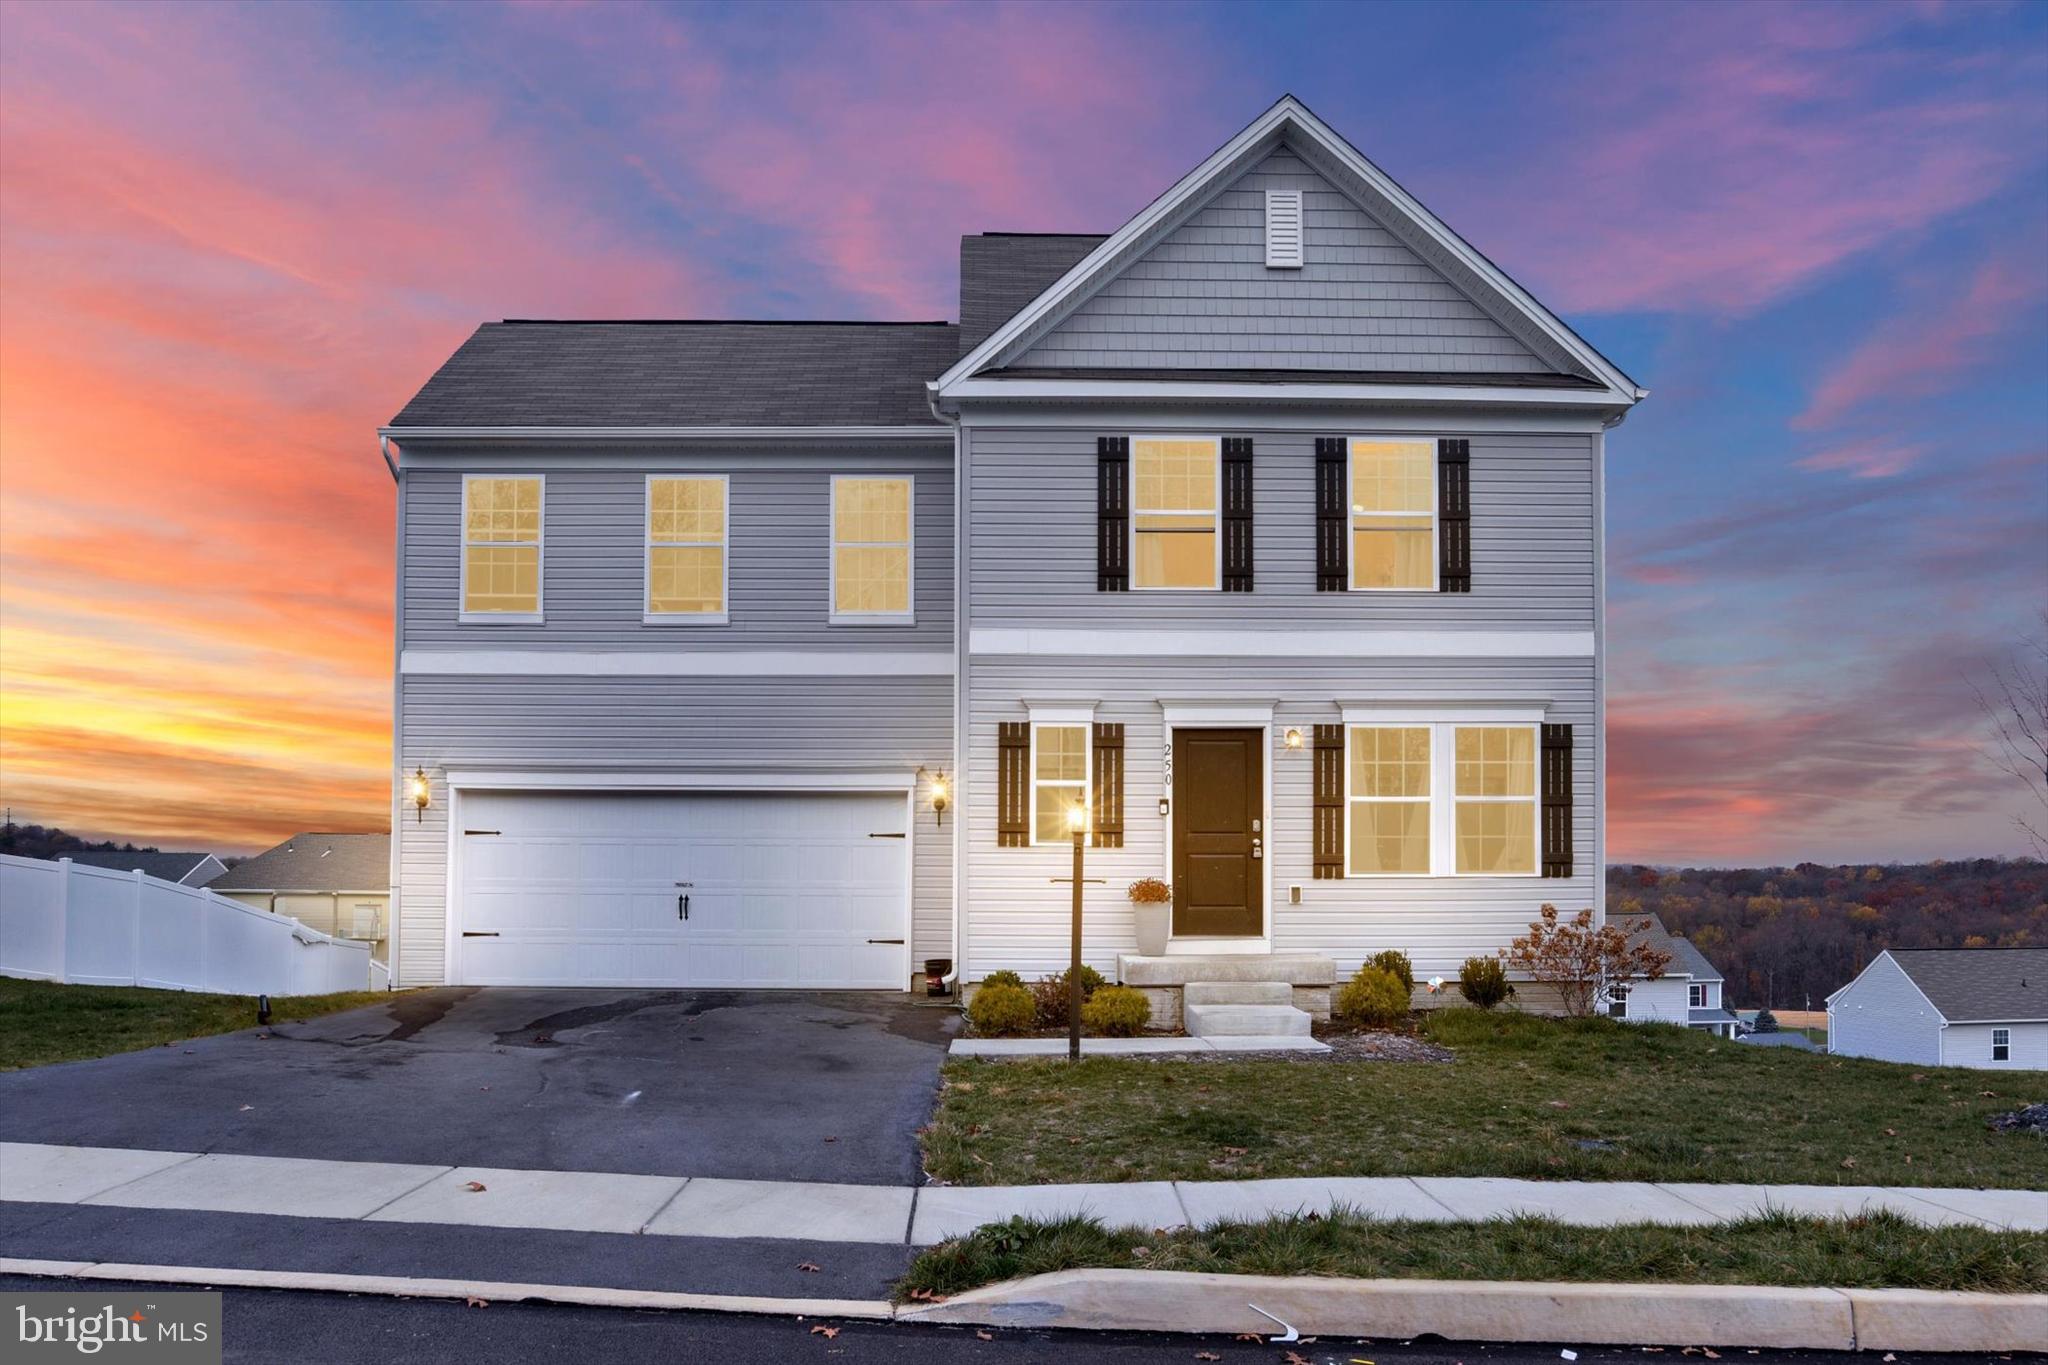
[927,380,962,994]
[383,435,404,988]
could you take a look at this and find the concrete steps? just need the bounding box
[1182,982,1313,1039]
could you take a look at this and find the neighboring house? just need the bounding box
[382,96,1643,1017]
[1604,912,1736,1036]
[62,850,227,888]
[209,834,392,963]
[1826,948,2046,1070]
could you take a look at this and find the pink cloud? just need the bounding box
[1793,438,1931,478]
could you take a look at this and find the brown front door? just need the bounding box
[1172,728,1262,937]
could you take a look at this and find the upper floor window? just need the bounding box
[831,476,912,622]
[462,476,542,620]
[1344,717,1540,877]
[1992,1027,2011,1062]
[1350,438,1436,590]
[646,476,727,622]
[1688,983,1706,1009]
[1031,722,1090,845]
[1132,437,1219,590]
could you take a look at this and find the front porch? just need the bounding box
[1117,952,1336,1030]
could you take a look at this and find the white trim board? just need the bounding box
[401,650,955,677]
[440,770,918,792]
[384,425,948,442]
[969,629,1594,659]
[943,379,1626,408]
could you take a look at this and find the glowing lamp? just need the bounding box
[930,772,949,827]
[1283,727,1305,749]
[409,768,430,823]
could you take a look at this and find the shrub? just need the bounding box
[1458,956,1513,1010]
[981,970,1025,990]
[1753,1008,1780,1034]
[1029,966,1109,1029]
[1081,985,1151,1037]
[1501,905,1672,1018]
[967,982,1035,1036]
[1367,949,1416,994]
[1336,965,1410,1028]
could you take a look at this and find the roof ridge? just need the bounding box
[495,318,955,327]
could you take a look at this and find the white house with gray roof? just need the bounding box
[62,849,227,887]
[1827,948,2047,1071]
[210,833,391,963]
[379,97,1642,1029]
[1604,912,1735,1036]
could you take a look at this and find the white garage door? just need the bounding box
[453,790,909,988]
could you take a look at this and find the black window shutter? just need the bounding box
[1091,722,1125,849]
[1541,722,1572,877]
[1097,437,1129,592]
[1438,438,1471,593]
[1221,438,1254,591]
[1312,724,1346,878]
[1315,437,1347,591]
[997,722,1031,848]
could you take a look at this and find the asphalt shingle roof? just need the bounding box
[64,851,220,884]
[209,833,390,893]
[1886,948,2048,1023]
[1610,911,1723,982]
[957,234,1106,356]
[390,321,960,428]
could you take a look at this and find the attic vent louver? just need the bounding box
[1265,189,1304,269]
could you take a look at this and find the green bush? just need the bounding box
[1367,949,1416,994]
[1336,965,1411,1028]
[1458,956,1513,1010]
[967,982,1035,1036]
[1081,985,1151,1037]
[981,970,1025,990]
[1030,965,1108,1028]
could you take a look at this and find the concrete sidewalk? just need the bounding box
[6,1140,2044,1248]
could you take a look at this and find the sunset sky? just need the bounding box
[1,0,2044,865]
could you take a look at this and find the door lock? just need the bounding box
[1251,837,1263,860]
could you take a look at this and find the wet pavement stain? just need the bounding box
[493,991,695,1048]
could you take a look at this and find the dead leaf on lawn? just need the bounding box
[1286,1352,1312,1365]
[1909,1073,1926,1082]
[1839,1157,1857,1170]
[809,1325,839,1339]
[950,1081,975,1092]
[465,1296,489,1308]
[238,1105,253,1112]
[907,1287,945,1302]
[463,1181,488,1192]
[796,1262,821,1273]
[1882,1128,1896,1137]
[1221,1145,1248,1156]
[1546,1100,1571,1109]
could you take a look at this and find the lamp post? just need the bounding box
[1068,799,1087,1062]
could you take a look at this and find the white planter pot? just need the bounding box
[1132,901,1171,957]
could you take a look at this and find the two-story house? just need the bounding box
[382,97,1643,1018]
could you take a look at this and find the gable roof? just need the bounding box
[1611,911,1722,982]
[387,321,959,431]
[959,234,1107,356]
[935,95,1641,407]
[65,850,223,885]
[208,833,390,894]
[1881,948,2048,1023]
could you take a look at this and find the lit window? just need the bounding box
[646,477,727,619]
[1347,727,1431,875]
[1454,726,1537,875]
[831,477,912,619]
[462,476,542,617]
[1132,437,1219,589]
[1350,439,1435,590]
[1992,1027,2010,1062]
[1031,724,1089,844]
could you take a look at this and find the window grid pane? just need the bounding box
[1349,439,1432,589]
[647,479,725,614]
[1347,727,1431,874]
[648,545,723,614]
[1132,438,1218,589]
[832,479,911,614]
[1032,724,1089,843]
[464,479,541,613]
[1455,800,1536,875]
[1455,727,1536,797]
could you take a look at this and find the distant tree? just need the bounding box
[1970,611,2048,857]
[1502,905,1671,1019]
[1753,1008,1780,1034]
[0,820,154,863]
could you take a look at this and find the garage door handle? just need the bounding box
[868,832,906,839]
[462,931,500,938]
[868,938,904,945]
[678,894,689,921]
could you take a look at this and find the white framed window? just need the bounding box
[1992,1027,2010,1062]
[1030,722,1090,845]
[645,475,728,623]
[830,475,913,622]
[1608,984,1630,1018]
[1342,711,1541,878]
[461,475,543,621]
[1131,435,1220,590]
[1688,983,1706,1009]
[1349,438,1436,590]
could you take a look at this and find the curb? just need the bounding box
[895,1268,2048,1353]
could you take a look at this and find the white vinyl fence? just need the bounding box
[0,854,384,996]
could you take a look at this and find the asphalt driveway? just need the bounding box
[0,988,957,1185]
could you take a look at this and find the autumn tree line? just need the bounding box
[1607,859,2046,1010]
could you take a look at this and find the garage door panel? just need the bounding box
[455,790,908,988]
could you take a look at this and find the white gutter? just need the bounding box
[937,378,1636,408]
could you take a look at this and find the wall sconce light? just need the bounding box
[409,768,430,823]
[930,771,949,828]
[1283,727,1305,750]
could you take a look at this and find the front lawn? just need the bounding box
[0,977,398,1070]
[924,1009,2046,1188]
[898,1208,2048,1301]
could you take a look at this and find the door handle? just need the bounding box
[678,893,689,921]
[1251,838,1263,860]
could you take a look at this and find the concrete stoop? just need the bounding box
[1182,982,1313,1039]
[1118,953,1335,1031]
[897,1268,2048,1353]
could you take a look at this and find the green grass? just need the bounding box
[924,1009,2047,1188]
[897,1208,2048,1302]
[0,977,398,1070]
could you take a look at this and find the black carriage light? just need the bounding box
[409,768,430,823]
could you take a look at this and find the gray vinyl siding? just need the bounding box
[1015,146,1547,374]
[960,657,1598,982]
[395,675,952,989]
[1941,1021,2048,1070]
[966,425,1594,629]
[402,464,952,651]
[1828,954,1944,1066]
